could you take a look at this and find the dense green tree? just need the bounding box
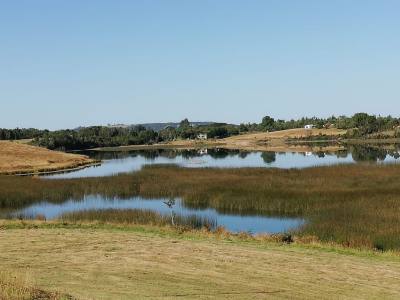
[179,118,190,128]
[261,116,275,131]
[208,127,228,139]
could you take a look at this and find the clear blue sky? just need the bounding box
[1,0,399,129]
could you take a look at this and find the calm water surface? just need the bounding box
[11,146,397,234]
[46,146,400,179]
[7,196,304,234]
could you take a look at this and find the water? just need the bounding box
[11,145,399,234]
[46,146,400,179]
[7,196,304,234]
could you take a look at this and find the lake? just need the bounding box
[6,195,304,234]
[46,146,400,179]
[5,145,399,234]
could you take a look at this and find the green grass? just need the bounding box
[2,163,400,250]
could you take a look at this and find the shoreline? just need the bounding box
[1,219,399,257]
[88,140,346,153]
[88,136,400,153]
[1,160,101,176]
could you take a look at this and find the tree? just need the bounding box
[208,127,228,139]
[352,113,378,134]
[163,198,176,226]
[179,118,190,128]
[261,116,275,131]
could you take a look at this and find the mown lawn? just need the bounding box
[1,224,400,299]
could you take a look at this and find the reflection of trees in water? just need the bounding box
[238,151,249,159]
[336,150,349,158]
[389,151,400,160]
[349,145,396,162]
[83,151,139,160]
[85,145,400,164]
[181,149,201,159]
[207,149,230,159]
[261,152,276,164]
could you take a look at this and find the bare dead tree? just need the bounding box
[163,198,176,226]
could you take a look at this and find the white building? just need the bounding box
[197,133,208,140]
[304,124,315,130]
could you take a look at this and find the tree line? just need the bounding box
[33,126,160,151]
[0,128,47,140]
[1,113,400,150]
[241,113,400,137]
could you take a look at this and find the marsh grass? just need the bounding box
[60,208,217,230]
[2,163,400,250]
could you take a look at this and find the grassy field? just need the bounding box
[1,224,400,299]
[225,128,346,140]
[2,163,400,250]
[0,141,97,175]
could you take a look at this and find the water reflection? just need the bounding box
[45,145,400,179]
[5,196,304,234]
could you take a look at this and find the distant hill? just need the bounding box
[134,122,215,132]
[76,121,230,132]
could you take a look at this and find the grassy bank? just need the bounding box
[2,163,400,250]
[0,141,97,175]
[0,223,400,299]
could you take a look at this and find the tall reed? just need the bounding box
[2,163,400,250]
[60,208,217,230]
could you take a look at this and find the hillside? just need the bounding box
[217,128,347,152]
[0,141,96,175]
[136,121,216,131]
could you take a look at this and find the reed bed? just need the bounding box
[1,163,400,250]
[60,208,217,230]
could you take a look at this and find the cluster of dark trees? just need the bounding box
[0,128,47,140]
[0,120,240,150]
[239,113,400,136]
[2,113,400,151]
[30,120,241,150]
[33,126,159,151]
[159,119,239,140]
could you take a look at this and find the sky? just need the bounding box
[1,0,399,129]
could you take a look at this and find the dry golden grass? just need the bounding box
[0,270,67,300]
[215,128,347,152]
[1,227,400,299]
[0,141,96,175]
[0,271,33,300]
